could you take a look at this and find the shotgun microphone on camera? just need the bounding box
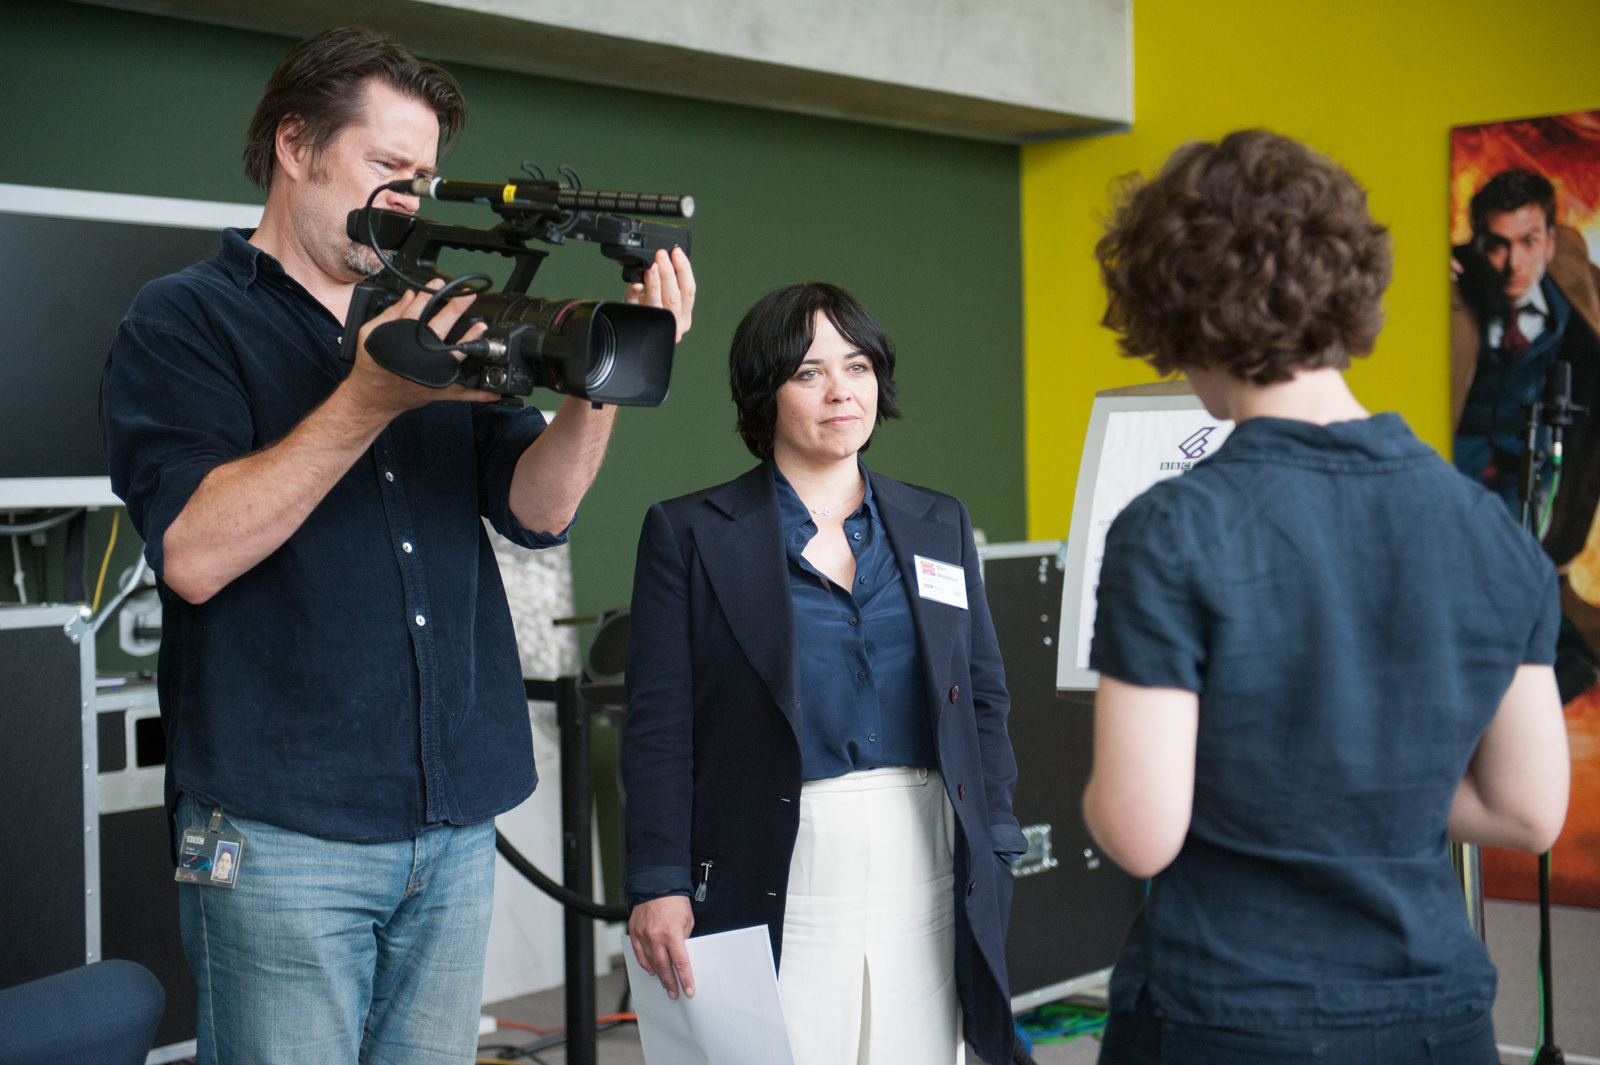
[388,177,694,219]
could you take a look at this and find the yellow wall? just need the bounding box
[1022,0,1600,539]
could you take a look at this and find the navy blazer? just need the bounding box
[622,462,1023,1065]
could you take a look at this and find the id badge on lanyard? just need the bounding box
[175,807,245,889]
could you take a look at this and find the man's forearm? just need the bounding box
[508,397,620,535]
[160,384,393,604]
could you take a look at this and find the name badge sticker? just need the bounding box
[914,555,969,610]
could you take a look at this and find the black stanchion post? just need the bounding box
[558,675,598,1065]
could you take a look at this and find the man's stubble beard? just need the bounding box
[303,157,382,280]
[344,240,380,279]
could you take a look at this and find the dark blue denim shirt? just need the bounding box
[773,464,934,781]
[102,229,561,844]
[1091,413,1559,1027]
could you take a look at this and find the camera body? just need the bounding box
[339,195,690,406]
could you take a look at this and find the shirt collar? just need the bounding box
[1215,412,1433,467]
[217,227,279,293]
[772,460,877,536]
[217,228,348,329]
[1518,283,1550,317]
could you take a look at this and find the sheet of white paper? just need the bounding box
[1074,408,1233,670]
[622,925,795,1065]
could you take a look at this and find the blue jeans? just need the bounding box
[175,796,496,1065]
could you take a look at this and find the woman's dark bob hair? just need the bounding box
[729,283,901,459]
[1096,129,1392,384]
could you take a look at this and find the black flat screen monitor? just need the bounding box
[0,183,260,510]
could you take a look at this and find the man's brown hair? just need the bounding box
[243,26,467,191]
[1096,130,1392,384]
[1470,168,1557,238]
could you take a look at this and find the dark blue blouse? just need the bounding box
[774,465,934,781]
[1091,414,1559,1027]
[103,229,560,845]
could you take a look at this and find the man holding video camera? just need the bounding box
[101,26,694,1065]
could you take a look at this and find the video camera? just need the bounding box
[339,166,693,407]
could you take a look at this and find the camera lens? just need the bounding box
[585,311,617,392]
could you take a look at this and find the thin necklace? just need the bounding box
[806,480,863,518]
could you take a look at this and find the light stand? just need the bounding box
[1515,359,1579,1065]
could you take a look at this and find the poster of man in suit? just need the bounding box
[1451,108,1600,908]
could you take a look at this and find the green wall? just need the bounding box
[1,0,1025,622]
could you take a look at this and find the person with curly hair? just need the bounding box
[1082,130,1570,1065]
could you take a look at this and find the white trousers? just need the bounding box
[778,767,965,1065]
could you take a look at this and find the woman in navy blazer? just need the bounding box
[622,283,1023,1065]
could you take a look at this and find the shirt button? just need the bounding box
[858,576,867,585]
[384,470,395,483]
[852,531,862,540]
[949,685,960,703]
[848,617,859,626]
[401,542,414,554]
[868,732,877,742]
[958,783,967,800]
[857,669,868,680]
[967,879,977,896]
[414,615,426,627]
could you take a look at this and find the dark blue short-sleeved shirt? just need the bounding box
[102,229,561,844]
[1091,413,1559,1027]
[773,465,933,781]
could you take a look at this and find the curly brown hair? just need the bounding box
[1096,130,1392,384]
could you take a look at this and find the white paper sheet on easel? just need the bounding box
[1072,408,1233,671]
[622,925,795,1065]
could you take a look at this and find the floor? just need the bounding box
[477,900,1600,1065]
